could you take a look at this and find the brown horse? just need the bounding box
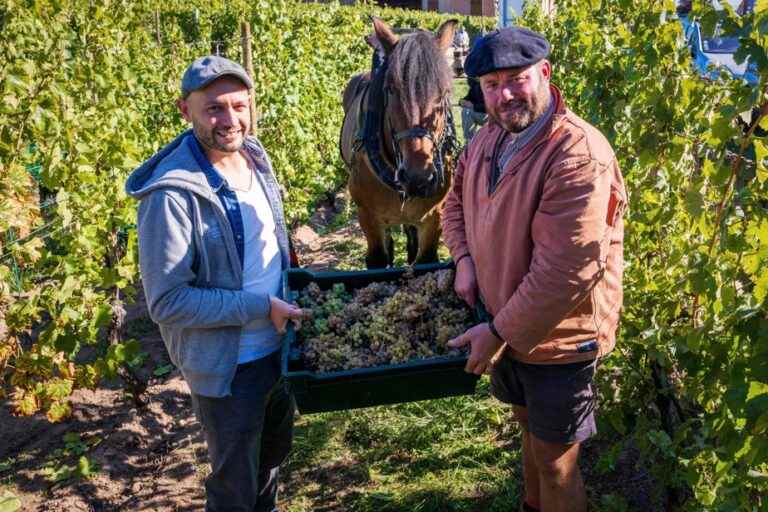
[340,18,458,268]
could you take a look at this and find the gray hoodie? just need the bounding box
[125,129,290,397]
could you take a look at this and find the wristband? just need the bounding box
[454,253,472,266]
[488,320,504,342]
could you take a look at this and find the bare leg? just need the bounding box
[530,435,586,512]
[512,405,541,510]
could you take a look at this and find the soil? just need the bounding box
[0,193,365,512]
[0,193,664,511]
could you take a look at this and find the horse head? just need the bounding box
[371,17,457,199]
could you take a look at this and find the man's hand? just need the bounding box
[454,256,478,307]
[269,296,309,335]
[447,323,503,375]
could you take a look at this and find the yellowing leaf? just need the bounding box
[754,270,768,304]
[11,389,38,416]
[44,378,73,401]
[0,491,22,512]
[46,401,71,423]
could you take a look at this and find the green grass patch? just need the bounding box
[283,379,527,512]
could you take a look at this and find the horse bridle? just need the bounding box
[356,53,458,202]
[387,97,456,200]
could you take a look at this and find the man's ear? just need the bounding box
[177,97,192,123]
[539,59,552,82]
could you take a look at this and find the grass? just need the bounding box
[283,379,525,512]
[282,379,660,511]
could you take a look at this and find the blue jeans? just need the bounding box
[191,349,295,512]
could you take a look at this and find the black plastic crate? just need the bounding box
[281,262,485,414]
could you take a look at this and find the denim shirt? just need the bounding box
[187,136,247,266]
[186,133,290,272]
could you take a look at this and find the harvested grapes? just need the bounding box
[295,268,475,372]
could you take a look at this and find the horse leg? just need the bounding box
[387,230,395,267]
[413,214,441,264]
[405,225,419,265]
[358,206,390,269]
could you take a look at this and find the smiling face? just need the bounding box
[479,60,551,133]
[177,76,251,158]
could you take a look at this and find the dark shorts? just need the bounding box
[490,356,598,444]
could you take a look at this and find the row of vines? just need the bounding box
[0,0,766,509]
[517,0,768,508]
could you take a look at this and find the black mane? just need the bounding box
[386,30,452,123]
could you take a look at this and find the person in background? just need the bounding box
[125,55,307,512]
[460,76,488,143]
[460,33,489,142]
[453,25,471,76]
[442,27,627,512]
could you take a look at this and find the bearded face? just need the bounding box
[178,76,252,155]
[479,61,551,133]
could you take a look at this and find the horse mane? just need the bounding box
[386,30,452,124]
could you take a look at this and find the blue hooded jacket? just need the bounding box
[125,130,290,397]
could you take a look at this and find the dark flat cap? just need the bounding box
[464,27,550,78]
[181,56,253,98]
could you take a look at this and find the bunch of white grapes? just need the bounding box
[296,269,474,372]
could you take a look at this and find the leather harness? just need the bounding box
[350,57,458,199]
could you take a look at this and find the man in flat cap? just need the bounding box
[444,27,627,512]
[126,55,307,511]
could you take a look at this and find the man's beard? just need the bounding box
[194,125,247,154]
[491,82,551,133]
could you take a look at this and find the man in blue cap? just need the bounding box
[443,27,627,512]
[126,55,307,511]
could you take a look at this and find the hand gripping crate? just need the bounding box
[281,262,486,414]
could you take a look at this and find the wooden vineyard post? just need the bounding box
[155,10,162,46]
[240,21,258,137]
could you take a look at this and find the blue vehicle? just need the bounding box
[679,0,759,86]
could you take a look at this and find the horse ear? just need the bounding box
[371,16,398,55]
[435,19,459,50]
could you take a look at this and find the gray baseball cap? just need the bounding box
[181,55,253,97]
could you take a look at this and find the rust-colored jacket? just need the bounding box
[442,85,627,364]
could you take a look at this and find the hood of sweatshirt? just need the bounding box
[125,129,222,202]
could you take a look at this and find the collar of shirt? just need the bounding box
[497,91,556,172]
[186,133,246,268]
